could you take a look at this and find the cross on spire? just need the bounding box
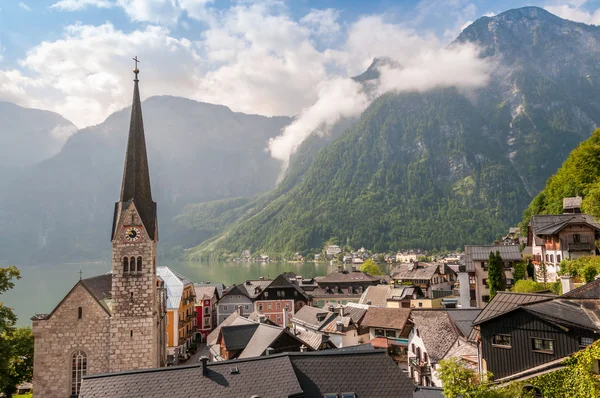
[79,270,83,280]
[133,56,140,81]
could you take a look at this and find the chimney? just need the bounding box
[237,305,243,316]
[352,265,357,272]
[337,264,344,273]
[259,276,264,281]
[200,356,209,376]
[265,347,275,356]
[561,275,575,294]
[328,304,334,312]
[258,314,266,323]
[300,344,307,352]
[245,280,252,285]
[340,307,344,317]
[335,320,343,332]
[366,300,372,306]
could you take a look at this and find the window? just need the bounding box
[276,315,282,323]
[492,334,512,348]
[574,234,581,243]
[324,394,338,398]
[78,307,82,320]
[532,338,554,353]
[550,254,554,263]
[418,302,423,308]
[258,304,263,311]
[71,350,87,396]
[222,305,228,312]
[580,337,594,347]
[267,303,272,311]
[123,257,129,273]
[276,302,281,310]
[423,352,428,363]
[341,394,356,398]
[482,295,490,303]
[545,254,549,262]
[294,291,298,297]
[130,257,136,272]
[411,343,415,353]
[374,328,384,337]
[137,257,142,272]
[204,307,209,315]
[482,278,488,288]
[385,330,396,338]
[557,254,562,263]
[264,292,269,298]
[481,262,488,270]
[416,329,420,337]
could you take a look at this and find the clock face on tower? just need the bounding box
[123,226,142,242]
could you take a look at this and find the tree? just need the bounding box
[536,262,549,284]
[488,251,506,299]
[526,259,535,279]
[336,253,344,263]
[513,262,527,283]
[582,263,598,283]
[512,279,561,295]
[360,259,383,276]
[0,266,32,398]
[438,358,532,398]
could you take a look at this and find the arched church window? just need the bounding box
[123,257,129,273]
[130,257,136,273]
[137,257,142,272]
[71,350,87,396]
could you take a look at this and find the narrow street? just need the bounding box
[180,343,209,365]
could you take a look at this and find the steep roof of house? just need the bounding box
[529,214,600,245]
[294,329,327,350]
[318,269,382,284]
[523,299,600,330]
[207,311,253,347]
[229,279,273,300]
[262,274,311,300]
[194,282,225,298]
[321,316,353,334]
[413,386,444,398]
[464,245,522,272]
[221,323,260,351]
[473,292,556,326]
[361,307,411,330]
[359,285,393,306]
[446,309,481,338]
[561,277,600,299]
[342,304,368,324]
[112,76,156,241]
[390,262,454,280]
[411,310,460,363]
[291,306,338,331]
[194,285,217,301]
[238,323,285,359]
[80,350,413,398]
[156,266,184,310]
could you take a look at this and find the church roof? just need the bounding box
[112,74,157,240]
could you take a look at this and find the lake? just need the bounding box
[2,260,344,326]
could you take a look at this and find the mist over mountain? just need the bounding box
[185,7,600,258]
[0,96,289,263]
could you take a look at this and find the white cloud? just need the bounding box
[115,0,180,24]
[545,1,600,25]
[51,0,114,11]
[12,23,199,127]
[19,2,31,11]
[300,8,341,40]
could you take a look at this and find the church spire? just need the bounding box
[113,58,157,240]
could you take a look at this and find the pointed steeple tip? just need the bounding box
[133,56,140,82]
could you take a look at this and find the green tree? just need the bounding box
[438,358,532,398]
[488,251,506,299]
[0,266,31,398]
[582,263,598,283]
[336,253,344,263]
[513,262,527,283]
[377,254,386,264]
[360,259,383,276]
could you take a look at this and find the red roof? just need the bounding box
[371,337,389,349]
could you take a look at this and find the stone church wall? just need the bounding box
[32,284,110,398]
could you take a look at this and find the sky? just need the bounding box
[2,0,600,160]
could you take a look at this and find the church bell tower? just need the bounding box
[109,59,162,371]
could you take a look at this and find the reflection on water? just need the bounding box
[2,260,340,326]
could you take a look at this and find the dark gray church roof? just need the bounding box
[112,75,157,240]
[80,350,415,398]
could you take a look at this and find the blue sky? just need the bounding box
[1,0,600,133]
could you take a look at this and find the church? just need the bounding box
[31,64,168,397]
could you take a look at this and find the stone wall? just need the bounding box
[32,284,111,398]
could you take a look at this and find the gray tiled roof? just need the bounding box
[446,309,481,338]
[390,262,455,280]
[413,386,444,398]
[80,274,112,310]
[524,300,600,330]
[562,277,600,299]
[411,310,460,362]
[238,324,286,359]
[294,328,326,350]
[221,324,259,351]
[473,292,556,325]
[464,245,522,272]
[291,305,337,331]
[318,270,382,284]
[80,350,414,398]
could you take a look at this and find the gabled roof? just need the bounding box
[473,291,557,326]
[529,214,600,238]
[80,350,414,398]
[411,310,461,363]
[156,266,185,310]
[390,262,454,281]
[224,279,273,300]
[291,306,337,331]
[561,277,600,299]
[446,309,481,338]
[207,312,254,347]
[318,269,382,284]
[361,307,411,330]
[341,304,368,324]
[194,282,225,298]
[293,329,327,350]
[523,299,600,330]
[221,323,260,351]
[261,274,311,300]
[112,77,157,241]
[238,324,286,359]
[194,285,218,302]
[464,245,522,272]
[359,285,394,307]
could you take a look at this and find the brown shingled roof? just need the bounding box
[361,307,411,330]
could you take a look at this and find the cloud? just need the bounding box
[116,0,180,24]
[19,2,31,11]
[300,8,342,40]
[13,23,199,127]
[51,0,114,11]
[545,1,600,25]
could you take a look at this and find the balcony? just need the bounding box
[568,242,592,252]
[409,357,431,376]
[187,312,197,321]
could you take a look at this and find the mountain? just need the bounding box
[186,7,600,258]
[521,128,600,228]
[0,96,290,263]
[0,102,75,185]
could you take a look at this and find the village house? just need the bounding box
[156,267,196,364]
[304,265,385,307]
[31,71,168,398]
[458,245,522,308]
[408,309,480,387]
[253,273,312,326]
[359,284,425,308]
[216,278,272,324]
[472,277,600,382]
[79,349,416,398]
[360,307,413,370]
[528,197,600,282]
[194,283,223,343]
[501,227,521,246]
[390,262,456,299]
[326,244,342,257]
[396,251,418,263]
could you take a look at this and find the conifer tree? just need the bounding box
[488,251,506,299]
